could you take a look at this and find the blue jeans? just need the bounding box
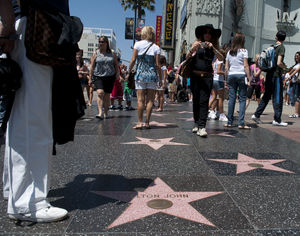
[227,74,248,126]
[254,72,283,123]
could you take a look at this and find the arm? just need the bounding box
[244,58,251,83]
[0,0,15,53]
[128,49,138,73]
[163,69,167,87]
[186,40,201,59]
[253,64,261,77]
[88,53,97,84]
[113,53,120,80]
[217,63,225,76]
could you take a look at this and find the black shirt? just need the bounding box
[193,47,214,72]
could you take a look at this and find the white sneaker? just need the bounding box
[219,113,228,122]
[192,127,199,133]
[208,110,216,120]
[272,120,288,127]
[8,205,68,223]
[197,128,208,137]
[251,114,262,124]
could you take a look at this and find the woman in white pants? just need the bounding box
[2,0,68,223]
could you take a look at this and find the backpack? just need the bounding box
[258,44,280,72]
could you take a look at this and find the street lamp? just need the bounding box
[122,0,138,47]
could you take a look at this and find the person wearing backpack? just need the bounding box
[252,31,288,126]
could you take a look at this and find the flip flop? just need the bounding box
[133,124,143,130]
[144,124,151,129]
[238,125,251,130]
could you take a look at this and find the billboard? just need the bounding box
[156,16,162,46]
[125,17,134,40]
[162,0,176,49]
[135,19,145,41]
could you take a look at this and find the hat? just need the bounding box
[195,24,221,39]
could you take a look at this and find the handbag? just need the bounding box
[24,2,82,66]
[127,43,154,90]
[178,52,196,78]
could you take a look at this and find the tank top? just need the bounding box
[93,50,116,77]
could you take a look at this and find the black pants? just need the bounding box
[191,75,213,128]
[254,71,283,123]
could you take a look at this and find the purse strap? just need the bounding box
[141,42,154,60]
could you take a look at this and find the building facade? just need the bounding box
[78,27,119,59]
[168,0,300,67]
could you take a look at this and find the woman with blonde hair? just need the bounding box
[127,26,161,129]
[89,36,119,119]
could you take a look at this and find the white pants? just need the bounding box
[2,17,53,214]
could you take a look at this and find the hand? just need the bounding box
[205,41,213,48]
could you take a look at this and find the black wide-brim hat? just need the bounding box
[195,24,222,39]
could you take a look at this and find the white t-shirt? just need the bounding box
[292,63,300,83]
[134,40,161,56]
[226,49,248,75]
[213,59,224,81]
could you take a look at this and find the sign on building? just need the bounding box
[162,0,176,49]
[156,16,162,46]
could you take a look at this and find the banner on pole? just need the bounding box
[125,18,134,40]
[162,0,176,49]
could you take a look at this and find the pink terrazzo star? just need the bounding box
[208,153,294,174]
[95,177,223,229]
[178,111,193,114]
[151,113,166,117]
[149,121,176,127]
[209,131,235,138]
[179,117,194,122]
[122,137,189,150]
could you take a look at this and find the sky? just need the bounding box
[69,0,164,64]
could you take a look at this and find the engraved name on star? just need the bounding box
[122,137,189,150]
[94,177,223,229]
[208,153,294,174]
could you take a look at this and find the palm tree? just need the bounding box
[120,0,156,19]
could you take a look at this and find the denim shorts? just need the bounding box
[213,80,225,90]
[135,80,157,90]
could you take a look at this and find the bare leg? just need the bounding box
[295,101,300,115]
[217,89,224,114]
[209,89,217,108]
[96,89,105,116]
[246,98,250,110]
[104,93,110,115]
[137,89,145,125]
[145,89,156,126]
[88,86,93,105]
[158,90,164,111]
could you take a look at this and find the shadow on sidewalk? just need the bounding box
[48,174,153,212]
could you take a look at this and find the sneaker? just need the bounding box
[116,105,123,111]
[192,126,199,133]
[219,113,228,122]
[251,114,262,124]
[272,120,288,127]
[209,110,217,120]
[109,105,115,111]
[197,128,208,137]
[289,114,299,118]
[8,205,68,223]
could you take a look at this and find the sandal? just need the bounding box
[133,124,143,130]
[238,125,251,130]
[144,123,151,129]
[224,124,233,128]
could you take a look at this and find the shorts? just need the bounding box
[93,75,115,93]
[213,80,225,90]
[135,80,157,90]
[80,78,88,86]
[247,84,261,99]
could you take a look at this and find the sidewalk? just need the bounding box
[0,100,299,235]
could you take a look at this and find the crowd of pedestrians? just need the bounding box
[1,0,300,225]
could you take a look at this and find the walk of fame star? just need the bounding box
[179,117,194,122]
[178,111,193,114]
[207,130,236,138]
[95,177,223,229]
[151,113,166,117]
[149,121,176,127]
[208,153,294,174]
[122,137,189,150]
